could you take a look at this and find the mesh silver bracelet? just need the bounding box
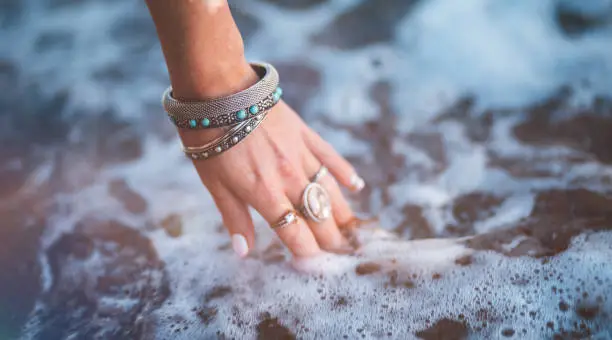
[162,62,281,129]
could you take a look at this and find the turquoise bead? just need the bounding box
[249,105,259,114]
[273,93,281,102]
[236,110,247,120]
[189,119,197,128]
[201,118,210,127]
[275,87,283,96]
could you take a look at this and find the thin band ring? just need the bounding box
[270,210,299,230]
[310,165,328,183]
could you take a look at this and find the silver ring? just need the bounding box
[310,166,328,183]
[270,210,299,230]
[300,183,332,223]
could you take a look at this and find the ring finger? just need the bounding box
[289,157,349,251]
[303,153,355,227]
[247,187,322,258]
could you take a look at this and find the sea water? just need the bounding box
[1,0,611,339]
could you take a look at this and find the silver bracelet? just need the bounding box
[162,62,281,129]
[182,113,269,160]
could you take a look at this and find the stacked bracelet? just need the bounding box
[162,62,281,129]
[161,62,282,160]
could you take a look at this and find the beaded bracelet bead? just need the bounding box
[162,62,282,129]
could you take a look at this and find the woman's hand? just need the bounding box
[181,101,363,258]
[145,0,363,257]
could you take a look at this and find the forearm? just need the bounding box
[145,0,257,100]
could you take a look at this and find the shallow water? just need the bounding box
[1,0,612,339]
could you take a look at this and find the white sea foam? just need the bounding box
[474,194,535,234]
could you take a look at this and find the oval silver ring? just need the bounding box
[300,182,332,223]
[310,165,328,183]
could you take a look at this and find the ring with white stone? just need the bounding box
[299,182,332,223]
[310,166,328,183]
[270,210,299,230]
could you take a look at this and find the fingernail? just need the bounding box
[231,234,249,258]
[350,174,365,192]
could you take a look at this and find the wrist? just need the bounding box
[174,60,261,145]
[170,59,258,100]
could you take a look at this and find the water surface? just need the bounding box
[1,0,612,338]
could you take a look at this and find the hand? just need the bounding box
[146,0,364,258]
[180,101,364,258]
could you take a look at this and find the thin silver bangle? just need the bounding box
[182,113,269,160]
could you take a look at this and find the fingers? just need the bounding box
[211,187,255,258]
[303,152,355,226]
[243,180,322,258]
[283,159,348,252]
[303,128,365,192]
[318,173,355,227]
[223,132,323,258]
[200,121,362,258]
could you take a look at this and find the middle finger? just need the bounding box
[284,157,348,252]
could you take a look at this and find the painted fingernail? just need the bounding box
[231,234,249,258]
[350,174,365,192]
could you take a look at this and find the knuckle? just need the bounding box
[253,179,282,206]
[242,169,261,189]
[276,154,297,180]
[277,159,294,179]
